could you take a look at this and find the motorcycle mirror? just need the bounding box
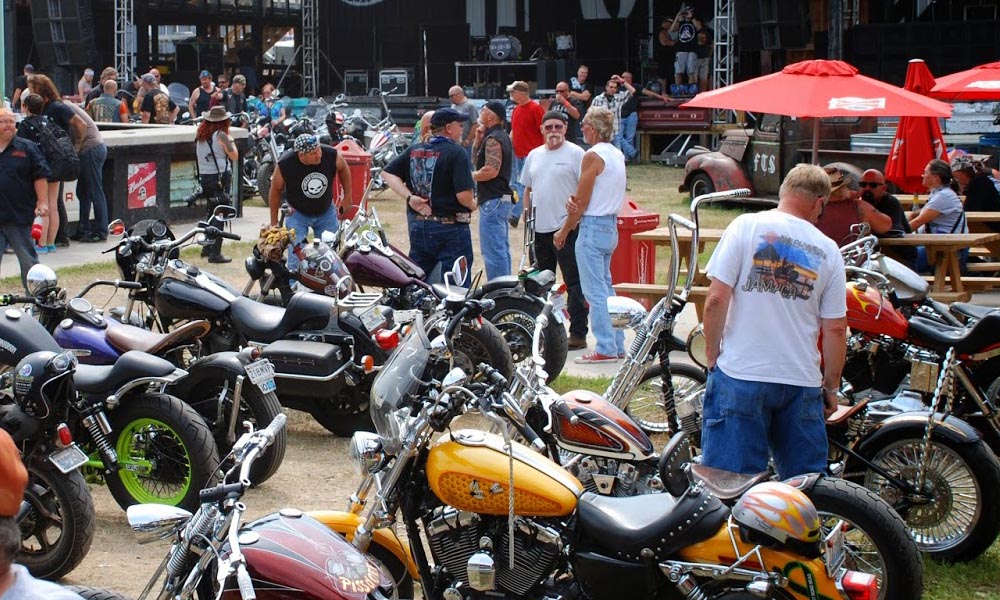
[126,504,193,544]
[607,295,648,330]
[450,256,469,288]
[442,367,468,388]
[212,204,237,221]
[26,264,58,296]
[108,219,126,236]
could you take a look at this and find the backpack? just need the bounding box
[23,116,80,182]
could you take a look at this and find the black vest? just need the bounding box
[475,125,512,201]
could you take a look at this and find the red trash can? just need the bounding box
[334,138,372,220]
[611,198,661,308]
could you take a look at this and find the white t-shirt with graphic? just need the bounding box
[706,210,847,387]
[520,141,585,233]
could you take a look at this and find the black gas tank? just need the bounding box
[0,308,61,367]
[155,277,232,320]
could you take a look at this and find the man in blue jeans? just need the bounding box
[701,164,847,479]
[471,101,513,280]
[383,108,477,284]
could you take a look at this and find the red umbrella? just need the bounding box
[683,59,952,163]
[930,61,1000,102]
[885,59,949,193]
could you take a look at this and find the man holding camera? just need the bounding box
[668,3,702,88]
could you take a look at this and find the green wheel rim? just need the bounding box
[115,417,192,506]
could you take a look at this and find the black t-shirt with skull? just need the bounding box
[277,145,339,216]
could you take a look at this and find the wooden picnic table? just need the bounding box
[632,226,726,285]
[878,232,1000,300]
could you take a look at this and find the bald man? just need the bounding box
[448,85,479,156]
[860,168,916,268]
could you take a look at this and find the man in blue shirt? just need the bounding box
[0,108,51,291]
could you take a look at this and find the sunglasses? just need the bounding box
[859,182,882,188]
[543,124,565,131]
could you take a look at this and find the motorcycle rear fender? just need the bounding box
[854,412,982,460]
[679,152,753,194]
[169,351,247,398]
[307,510,419,579]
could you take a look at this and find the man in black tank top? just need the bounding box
[471,101,514,280]
[268,133,352,273]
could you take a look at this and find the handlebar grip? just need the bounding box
[198,482,245,503]
[478,363,508,388]
[0,295,33,306]
[221,231,242,241]
[260,414,287,445]
[552,399,580,425]
[517,420,546,452]
[236,564,256,600]
[117,281,143,290]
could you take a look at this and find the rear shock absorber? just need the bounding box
[82,411,118,466]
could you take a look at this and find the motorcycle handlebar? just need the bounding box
[75,279,142,298]
[0,294,34,306]
[236,564,256,600]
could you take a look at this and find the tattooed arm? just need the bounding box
[472,137,502,182]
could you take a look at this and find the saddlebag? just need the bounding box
[262,340,348,399]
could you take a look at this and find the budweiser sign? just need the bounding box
[827,97,887,111]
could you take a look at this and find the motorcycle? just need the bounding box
[82,414,399,600]
[0,291,220,512]
[106,207,395,437]
[309,294,880,600]
[0,353,94,581]
[21,264,286,486]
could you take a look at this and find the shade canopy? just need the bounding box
[930,61,1000,102]
[886,59,949,193]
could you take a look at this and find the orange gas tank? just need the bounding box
[845,280,909,339]
[426,429,583,517]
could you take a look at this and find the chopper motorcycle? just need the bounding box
[105,207,395,437]
[70,414,399,600]
[0,288,220,513]
[20,264,286,486]
[308,289,882,600]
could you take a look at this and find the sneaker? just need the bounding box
[68,231,87,242]
[45,245,56,253]
[35,245,49,254]
[54,238,70,248]
[574,351,619,364]
[568,335,587,350]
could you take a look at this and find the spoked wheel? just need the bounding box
[628,364,706,435]
[18,463,95,580]
[861,434,1000,562]
[485,297,567,382]
[429,318,514,379]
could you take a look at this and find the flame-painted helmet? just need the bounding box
[732,482,821,553]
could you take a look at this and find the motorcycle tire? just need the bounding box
[424,316,515,380]
[857,431,1000,563]
[257,161,275,203]
[484,297,567,383]
[805,477,922,600]
[186,375,286,486]
[65,586,133,600]
[629,363,707,436]
[368,540,415,600]
[18,462,95,580]
[104,393,221,512]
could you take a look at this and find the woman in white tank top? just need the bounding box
[554,106,627,363]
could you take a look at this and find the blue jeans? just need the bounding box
[575,215,624,357]
[701,367,827,480]
[408,217,473,285]
[285,204,339,273]
[478,197,512,280]
[509,155,526,221]
[77,144,109,236]
[619,112,638,161]
[0,225,39,292]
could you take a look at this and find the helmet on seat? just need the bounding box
[732,482,821,553]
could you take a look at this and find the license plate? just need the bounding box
[823,521,847,577]
[49,444,88,474]
[245,359,277,394]
[358,304,387,332]
[550,295,568,324]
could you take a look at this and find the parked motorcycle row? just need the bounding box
[12,184,1000,598]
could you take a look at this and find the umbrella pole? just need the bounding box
[811,119,820,164]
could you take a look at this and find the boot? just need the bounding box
[207,238,231,264]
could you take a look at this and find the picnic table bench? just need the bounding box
[878,232,1000,300]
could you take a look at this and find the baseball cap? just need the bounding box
[483,101,507,122]
[0,429,27,518]
[140,73,157,85]
[430,107,470,128]
[542,110,568,124]
[294,133,319,153]
[506,80,529,94]
[200,70,212,79]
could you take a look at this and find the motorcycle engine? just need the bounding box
[842,334,911,397]
[571,457,663,497]
[425,507,562,598]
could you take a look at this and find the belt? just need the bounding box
[414,213,471,224]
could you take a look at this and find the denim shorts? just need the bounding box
[700,367,827,480]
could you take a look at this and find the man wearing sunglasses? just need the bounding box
[859,168,916,268]
[815,166,891,246]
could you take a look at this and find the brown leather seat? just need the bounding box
[106,320,211,355]
[826,398,869,426]
[688,464,772,502]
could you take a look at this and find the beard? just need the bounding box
[545,132,565,147]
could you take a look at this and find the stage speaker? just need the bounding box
[29,0,99,68]
[736,0,811,51]
[535,59,569,90]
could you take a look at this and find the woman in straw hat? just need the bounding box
[195,105,238,263]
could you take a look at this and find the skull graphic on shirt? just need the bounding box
[302,172,329,198]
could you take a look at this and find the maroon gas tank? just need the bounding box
[343,244,425,289]
[222,511,393,599]
[553,390,656,461]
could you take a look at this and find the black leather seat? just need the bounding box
[950,302,997,322]
[576,488,728,562]
[230,292,337,343]
[908,313,1000,354]
[74,351,178,395]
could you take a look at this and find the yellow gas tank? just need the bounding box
[426,429,583,517]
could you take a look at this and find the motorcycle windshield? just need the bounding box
[370,313,430,455]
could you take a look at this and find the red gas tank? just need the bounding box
[845,280,909,339]
[554,390,656,461]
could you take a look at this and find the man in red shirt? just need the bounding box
[507,80,544,227]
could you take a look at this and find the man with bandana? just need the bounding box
[269,133,352,273]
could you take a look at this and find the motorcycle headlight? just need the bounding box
[349,431,384,475]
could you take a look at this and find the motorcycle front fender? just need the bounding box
[170,352,247,399]
[854,412,982,459]
[308,510,420,579]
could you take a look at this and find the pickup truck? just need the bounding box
[679,114,890,199]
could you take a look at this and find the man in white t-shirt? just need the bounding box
[701,163,848,479]
[521,110,588,350]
